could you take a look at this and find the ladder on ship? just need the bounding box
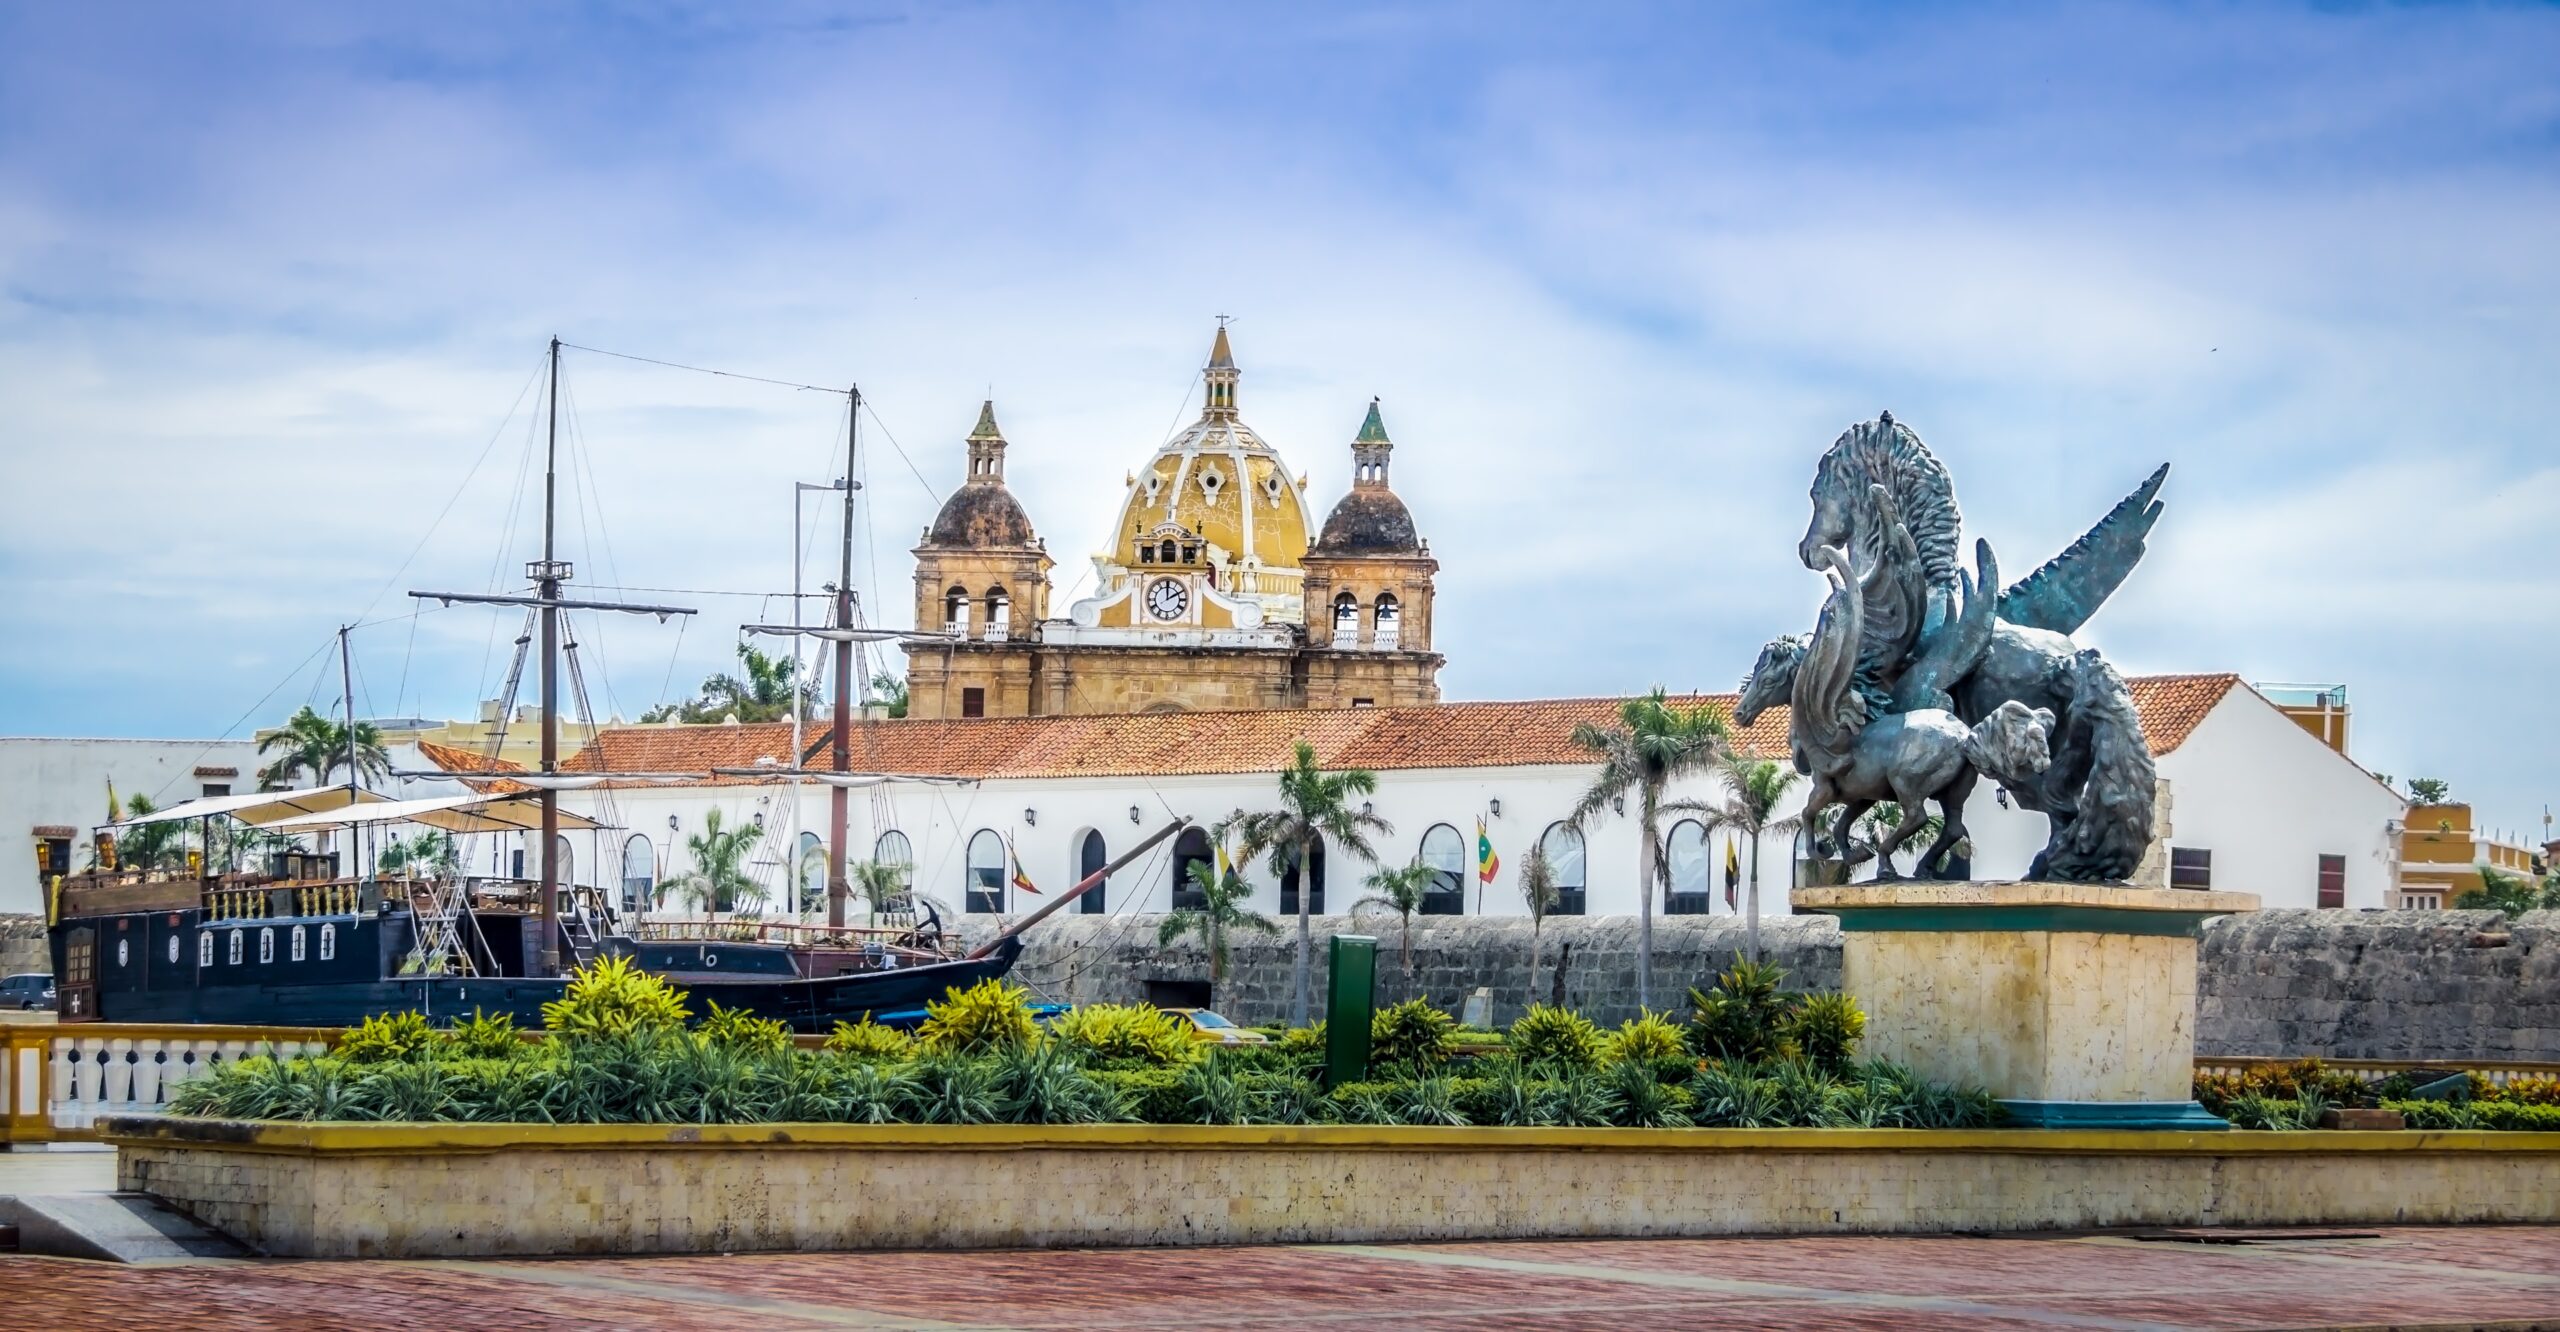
[407,881,481,978]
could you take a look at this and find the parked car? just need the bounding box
[1,973,55,1011]
[1163,1008,1267,1045]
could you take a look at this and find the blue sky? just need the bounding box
[2,2,2554,838]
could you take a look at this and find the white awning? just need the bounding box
[259,792,607,835]
[110,786,390,829]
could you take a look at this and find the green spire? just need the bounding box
[1356,397,1389,443]
[969,399,1002,440]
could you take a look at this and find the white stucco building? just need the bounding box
[1,737,263,914]
[485,673,2404,925]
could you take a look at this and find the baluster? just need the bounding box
[131,1039,166,1110]
[46,1038,77,1128]
[103,1037,135,1112]
[72,1037,107,1129]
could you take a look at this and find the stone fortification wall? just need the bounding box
[0,914,46,978]
[2198,909,2559,1061]
[973,908,2560,1061]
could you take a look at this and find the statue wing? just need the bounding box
[1997,463,2168,635]
[1891,538,1997,714]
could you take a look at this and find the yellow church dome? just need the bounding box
[1077,326,1314,631]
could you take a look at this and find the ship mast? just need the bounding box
[827,387,858,929]
[411,336,693,976]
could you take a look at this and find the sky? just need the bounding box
[1,2,2554,840]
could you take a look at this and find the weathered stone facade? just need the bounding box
[969,909,2560,1061]
[1,913,46,978]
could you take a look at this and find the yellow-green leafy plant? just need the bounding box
[540,954,692,1039]
[439,1009,524,1061]
[917,978,1040,1056]
[1508,1003,1605,1073]
[337,1011,437,1064]
[696,1001,793,1059]
[1053,1003,1198,1069]
[1369,997,1456,1073]
[1783,992,1867,1072]
[823,1016,915,1062]
[1604,1010,1687,1066]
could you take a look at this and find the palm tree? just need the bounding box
[1157,858,1280,986]
[1568,688,1730,1009]
[1853,801,1953,877]
[662,808,764,915]
[850,859,909,919]
[1518,842,1561,1000]
[2455,865,2560,920]
[1353,860,1436,981]
[869,672,911,719]
[378,831,460,880]
[1220,741,1391,1025]
[115,794,188,872]
[643,645,817,724]
[1681,755,1805,965]
[256,705,390,789]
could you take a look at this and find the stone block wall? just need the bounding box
[974,908,2560,1060]
[0,914,46,978]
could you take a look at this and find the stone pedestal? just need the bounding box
[1792,881,2258,1130]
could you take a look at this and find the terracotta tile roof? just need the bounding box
[559,674,2243,785]
[415,739,530,794]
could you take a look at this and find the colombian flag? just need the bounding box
[1008,839,1039,896]
[1725,839,1742,910]
[1475,817,1499,884]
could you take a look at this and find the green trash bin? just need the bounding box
[1324,934,1378,1088]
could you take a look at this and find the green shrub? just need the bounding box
[918,979,1041,1057]
[2223,1091,2328,1131]
[1547,1071,1617,1127]
[1604,1058,1693,1128]
[1473,1064,1556,1127]
[905,1055,1005,1124]
[1605,1011,1689,1068]
[823,1017,916,1062]
[2384,1099,2560,1131]
[1330,1082,1405,1125]
[995,1043,1121,1124]
[2485,1075,2560,1107]
[338,1011,438,1065]
[1688,1063,1783,1128]
[1052,1003,1198,1069]
[541,955,692,1039]
[440,1009,525,1061]
[1278,1022,1327,1058]
[1387,1075,1466,1127]
[1370,998,1456,1074]
[351,1058,458,1121]
[696,1002,793,1060]
[1686,958,1801,1063]
[1089,1067,1188,1123]
[1508,1004,1605,1074]
[1784,992,1866,1072]
[1179,1055,1261,1124]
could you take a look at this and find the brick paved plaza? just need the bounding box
[8,1225,2560,1330]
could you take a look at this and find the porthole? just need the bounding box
[703,952,718,968]
[167,935,180,965]
[116,939,129,968]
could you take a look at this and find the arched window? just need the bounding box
[1170,826,1214,911]
[290,925,307,962]
[1373,593,1402,650]
[945,586,971,635]
[258,928,275,964]
[964,830,1007,913]
[985,586,1010,641]
[1077,830,1109,915]
[1419,823,1467,915]
[197,931,212,968]
[1330,592,1360,647]
[873,830,915,913]
[228,929,244,965]
[1665,819,1712,914]
[623,834,658,915]
[1539,823,1587,916]
[1160,539,1179,564]
[796,832,824,913]
[1279,839,1326,915]
[319,923,337,961]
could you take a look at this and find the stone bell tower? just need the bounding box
[1299,399,1442,708]
[907,401,1051,719]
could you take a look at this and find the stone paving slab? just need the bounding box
[3,1225,2558,1330]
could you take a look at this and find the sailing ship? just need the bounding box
[47,338,1181,1030]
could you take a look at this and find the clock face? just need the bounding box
[1145,577,1189,621]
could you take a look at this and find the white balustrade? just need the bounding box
[42,1031,327,1131]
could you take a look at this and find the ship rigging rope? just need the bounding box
[139,634,336,806]
[555,340,943,507]
[352,353,546,625]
